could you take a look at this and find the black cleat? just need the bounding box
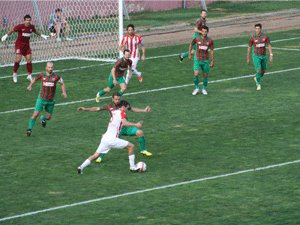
[77,167,83,174]
[41,120,46,128]
[178,54,183,63]
[26,129,32,136]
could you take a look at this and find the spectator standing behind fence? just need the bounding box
[48,8,72,42]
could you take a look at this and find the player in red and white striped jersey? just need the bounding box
[120,24,145,84]
[77,100,144,174]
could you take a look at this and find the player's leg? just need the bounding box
[55,23,62,42]
[41,101,55,128]
[63,22,73,41]
[12,52,22,83]
[118,82,127,96]
[131,58,143,82]
[192,59,200,95]
[96,73,114,102]
[201,60,210,95]
[25,53,33,81]
[127,142,139,171]
[136,129,152,156]
[253,56,263,91]
[27,98,44,135]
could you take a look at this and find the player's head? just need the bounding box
[112,92,121,105]
[123,49,131,60]
[201,9,207,19]
[55,8,62,16]
[119,100,131,111]
[23,15,31,26]
[127,24,135,36]
[255,23,262,35]
[202,25,209,37]
[46,62,54,74]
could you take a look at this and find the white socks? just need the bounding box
[79,159,91,171]
[129,154,135,168]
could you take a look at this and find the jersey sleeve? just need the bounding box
[265,34,270,44]
[34,73,44,81]
[191,38,197,47]
[194,19,202,29]
[128,59,133,69]
[13,24,21,32]
[121,111,127,119]
[32,25,37,33]
[121,36,125,46]
[209,39,214,50]
[248,35,254,47]
[99,103,109,111]
[113,59,122,69]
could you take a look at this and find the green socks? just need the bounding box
[99,153,106,160]
[256,72,263,84]
[193,76,200,89]
[28,118,36,130]
[99,89,106,96]
[181,52,189,59]
[41,115,46,121]
[138,136,146,152]
[203,77,208,90]
[118,90,124,96]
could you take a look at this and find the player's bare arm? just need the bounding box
[141,44,146,61]
[59,82,67,98]
[246,46,251,65]
[193,27,203,35]
[268,43,273,62]
[27,79,37,91]
[131,106,151,113]
[122,119,143,128]
[1,28,14,41]
[77,107,100,111]
[111,67,117,86]
[119,44,124,52]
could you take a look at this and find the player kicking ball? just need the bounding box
[1,14,49,83]
[77,100,143,174]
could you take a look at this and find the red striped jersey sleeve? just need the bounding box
[113,59,122,69]
[121,36,126,45]
[248,35,254,47]
[265,34,270,44]
[13,24,21,32]
[191,38,197,46]
[121,111,126,119]
[209,39,214,50]
[34,73,44,81]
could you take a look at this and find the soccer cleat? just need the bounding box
[178,54,183,63]
[13,74,18,83]
[202,89,208,95]
[26,129,32,136]
[26,75,32,82]
[130,166,140,173]
[95,157,102,163]
[77,167,83,174]
[41,119,46,128]
[192,88,199,96]
[140,150,152,156]
[95,93,101,103]
[256,84,261,91]
[137,75,143,83]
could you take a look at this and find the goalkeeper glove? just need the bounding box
[1,34,8,42]
[40,34,49,40]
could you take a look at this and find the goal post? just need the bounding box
[0,0,124,67]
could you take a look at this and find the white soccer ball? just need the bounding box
[136,161,147,172]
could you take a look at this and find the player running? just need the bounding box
[179,9,207,62]
[247,23,273,91]
[77,100,142,174]
[26,62,67,136]
[78,92,152,163]
[1,14,49,83]
[189,25,214,95]
[120,24,145,84]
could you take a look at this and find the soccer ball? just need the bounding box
[136,161,147,172]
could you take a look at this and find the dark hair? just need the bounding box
[255,23,262,29]
[55,8,62,13]
[119,100,131,110]
[202,25,209,32]
[201,9,207,13]
[112,92,121,98]
[127,24,134,30]
[123,49,130,54]
[24,15,31,20]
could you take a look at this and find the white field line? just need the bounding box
[0,159,299,222]
[0,36,299,80]
[272,47,300,51]
[1,66,300,115]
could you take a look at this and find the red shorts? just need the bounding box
[15,43,31,56]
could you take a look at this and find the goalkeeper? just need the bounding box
[1,14,49,83]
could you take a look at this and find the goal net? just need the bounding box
[0,0,123,67]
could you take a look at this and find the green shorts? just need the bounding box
[34,98,55,114]
[194,59,210,73]
[252,55,267,72]
[119,126,138,137]
[108,73,126,89]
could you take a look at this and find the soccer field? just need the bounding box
[0,29,300,224]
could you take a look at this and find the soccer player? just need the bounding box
[95,49,132,102]
[77,100,142,174]
[48,8,72,42]
[26,62,67,136]
[189,25,214,95]
[78,92,152,163]
[1,15,49,83]
[179,9,207,62]
[120,24,145,84]
[247,23,273,91]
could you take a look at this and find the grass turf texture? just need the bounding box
[0,29,299,224]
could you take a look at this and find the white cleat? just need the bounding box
[256,85,261,91]
[201,89,208,95]
[192,88,199,96]
[12,74,18,83]
[26,75,32,82]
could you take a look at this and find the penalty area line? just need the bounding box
[0,159,299,222]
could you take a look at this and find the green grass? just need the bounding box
[0,29,300,224]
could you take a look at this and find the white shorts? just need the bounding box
[130,57,139,70]
[96,134,129,154]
